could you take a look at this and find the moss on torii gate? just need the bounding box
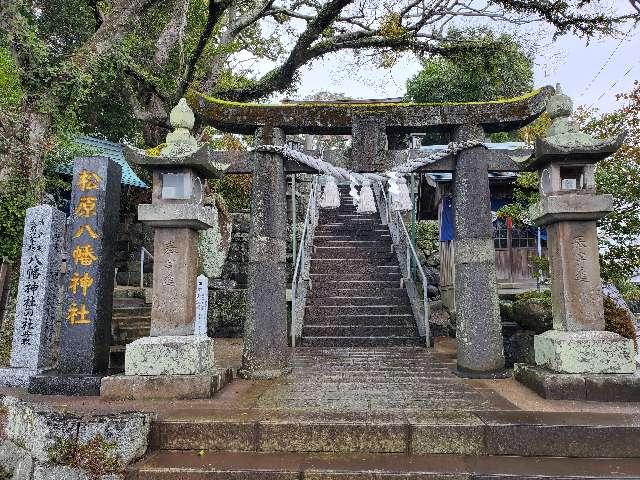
[186,87,553,136]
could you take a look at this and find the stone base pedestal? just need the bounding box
[535,330,636,374]
[100,368,234,400]
[125,335,216,376]
[515,364,640,402]
[454,366,512,379]
[27,372,104,396]
[0,368,48,389]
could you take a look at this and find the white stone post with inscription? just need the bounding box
[0,205,65,387]
[194,275,209,336]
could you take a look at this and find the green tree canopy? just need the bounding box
[405,28,534,104]
[0,0,638,259]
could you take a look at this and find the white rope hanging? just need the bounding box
[357,177,376,214]
[319,175,340,209]
[254,140,483,212]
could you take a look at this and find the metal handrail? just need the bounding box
[291,177,320,347]
[140,247,154,289]
[379,184,430,345]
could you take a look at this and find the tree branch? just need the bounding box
[215,0,352,101]
[153,0,190,66]
[177,0,233,99]
[87,0,105,30]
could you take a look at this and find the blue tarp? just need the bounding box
[440,196,546,241]
[440,197,454,241]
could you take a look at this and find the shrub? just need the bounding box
[603,296,638,351]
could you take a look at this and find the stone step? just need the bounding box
[308,288,406,298]
[305,305,413,316]
[302,325,418,337]
[310,273,401,281]
[129,450,640,479]
[111,316,151,346]
[315,227,389,234]
[113,297,147,308]
[112,306,152,317]
[319,213,380,218]
[306,296,410,306]
[312,249,397,260]
[146,410,640,458]
[314,234,392,241]
[313,240,393,249]
[301,336,424,347]
[303,314,416,326]
[310,263,400,274]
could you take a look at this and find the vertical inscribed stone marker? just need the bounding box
[0,205,64,388]
[241,126,291,379]
[29,156,121,396]
[452,125,506,378]
[194,275,208,335]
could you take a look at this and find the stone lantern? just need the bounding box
[102,99,226,399]
[515,85,635,399]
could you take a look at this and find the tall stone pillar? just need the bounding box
[101,99,224,400]
[452,125,506,377]
[241,126,291,379]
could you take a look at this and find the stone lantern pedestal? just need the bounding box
[101,99,227,400]
[514,86,638,401]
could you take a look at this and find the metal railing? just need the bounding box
[140,247,154,289]
[291,177,320,347]
[377,184,431,345]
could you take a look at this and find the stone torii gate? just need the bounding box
[187,87,554,379]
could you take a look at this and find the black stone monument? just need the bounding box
[29,156,121,395]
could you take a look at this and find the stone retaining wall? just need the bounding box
[0,396,151,479]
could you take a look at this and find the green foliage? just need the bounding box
[497,172,539,226]
[512,289,552,334]
[529,254,550,283]
[0,47,23,109]
[48,435,122,476]
[576,81,640,281]
[415,220,439,256]
[211,175,252,212]
[0,176,38,259]
[405,27,534,104]
[603,296,638,350]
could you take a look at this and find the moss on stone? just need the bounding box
[512,290,553,334]
[48,435,122,476]
[603,296,638,350]
[190,88,543,109]
[144,143,167,157]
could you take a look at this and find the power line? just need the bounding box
[587,60,639,110]
[579,26,634,98]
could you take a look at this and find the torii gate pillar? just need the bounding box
[452,124,507,377]
[240,126,291,379]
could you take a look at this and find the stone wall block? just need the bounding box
[0,440,30,475]
[77,413,151,465]
[12,455,33,480]
[125,336,216,376]
[32,463,90,480]
[3,397,79,462]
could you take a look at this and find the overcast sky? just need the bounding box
[283,2,639,113]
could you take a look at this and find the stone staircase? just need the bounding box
[110,289,151,371]
[127,409,640,478]
[302,186,421,347]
